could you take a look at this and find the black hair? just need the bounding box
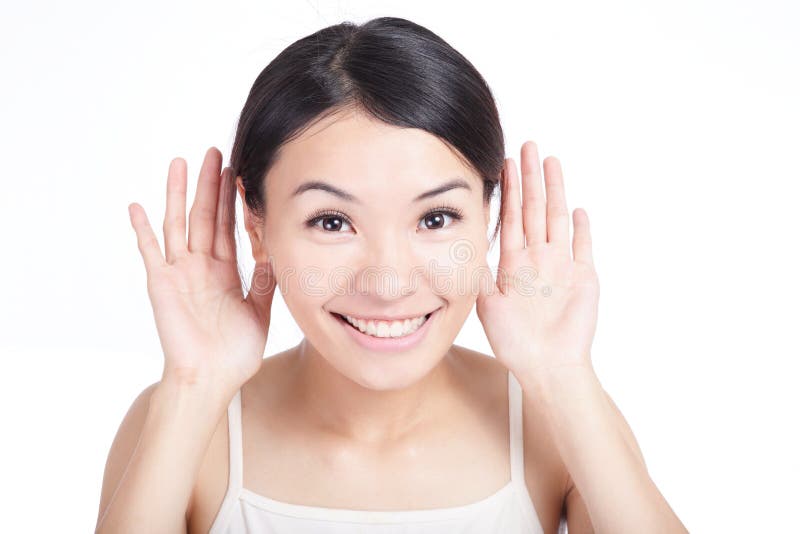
[229,16,506,252]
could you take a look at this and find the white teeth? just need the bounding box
[377,322,390,337]
[342,313,429,338]
[390,321,402,337]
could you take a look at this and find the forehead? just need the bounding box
[265,109,480,199]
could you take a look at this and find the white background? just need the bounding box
[1,0,798,532]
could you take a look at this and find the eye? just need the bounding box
[305,209,354,233]
[418,206,464,231]
[304,205,465,234]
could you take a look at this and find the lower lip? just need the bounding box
[332,308,441,353]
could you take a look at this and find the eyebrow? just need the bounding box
[291,177,472,203]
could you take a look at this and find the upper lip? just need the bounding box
[332,307,440,322]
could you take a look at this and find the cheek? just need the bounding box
[421,230,489,300]
[276,265,330,337]
[270,241,358,304]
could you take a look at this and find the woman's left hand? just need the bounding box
[476,141,600,380]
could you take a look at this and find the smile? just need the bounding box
[339,312,430,337]
[330,307,441,353]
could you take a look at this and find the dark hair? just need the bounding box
[229,16,506,253]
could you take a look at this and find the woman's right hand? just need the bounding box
[127,147,276,393]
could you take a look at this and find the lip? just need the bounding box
[335,311,431,322]
[331,307,442,353]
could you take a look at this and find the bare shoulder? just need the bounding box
[446,344,511,412]
[186,352,293,534]
[96,381,161,529]
[449,344,507,380]
[451,345,569,532]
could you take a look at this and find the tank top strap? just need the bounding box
[226,389,244,494]
[507,370,544,532]
[507,370,526,485]
[208,390,245,534]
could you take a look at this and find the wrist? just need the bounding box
[518,360,599,401]
[161,365,241,393]
[155,368,237,411]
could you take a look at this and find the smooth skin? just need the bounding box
[96,114,686,533]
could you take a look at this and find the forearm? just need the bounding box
[520,361,687,534]
[96,379,232,533]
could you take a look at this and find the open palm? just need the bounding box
[476,141,599,379]
[127,147,275,391]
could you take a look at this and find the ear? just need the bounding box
[236,176,269,262]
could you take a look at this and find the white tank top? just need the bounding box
[209,370,548,533]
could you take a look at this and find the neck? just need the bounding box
[290,337,459,446]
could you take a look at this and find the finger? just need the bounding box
[543,156,570,247]
[188,147,223,254]
[163,158,188,263]
[128,202,166,272]
[213,166,237,261]
[520,141,547,247]
[572,208,594,265]
[499,158,525,256]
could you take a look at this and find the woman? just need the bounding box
[96,16,687,533]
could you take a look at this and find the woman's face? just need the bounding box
[251,108,491,390]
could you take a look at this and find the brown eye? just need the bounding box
[305,209,354,233]
[319,216,345,231]
[418,208,463,231]
[422,212,447,229]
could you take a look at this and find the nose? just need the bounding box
[357,231,420,299]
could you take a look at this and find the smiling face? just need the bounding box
[242,108,492,390]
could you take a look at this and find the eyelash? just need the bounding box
[304,205,465,233]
